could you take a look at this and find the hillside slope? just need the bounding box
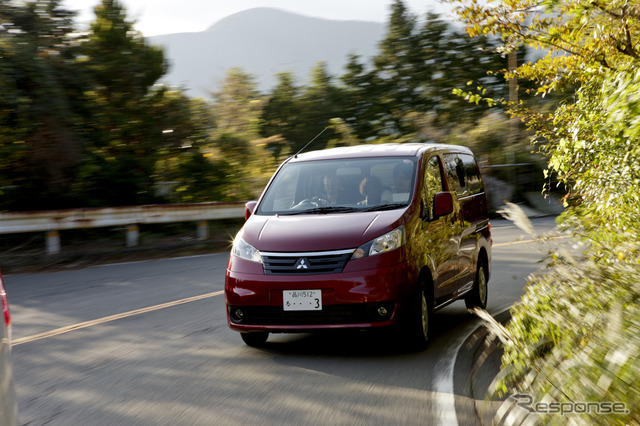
[149,8,385,97]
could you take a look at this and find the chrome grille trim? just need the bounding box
[262,249,355,275]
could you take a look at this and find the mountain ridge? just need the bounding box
[149,8,385,97]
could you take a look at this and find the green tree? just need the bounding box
[143,93,222,204]
[340,53,378,138]
[369,0,422,135]
[211,67,274,199]
[260,72,302,158]
[339,4,506,142]
[258,2,511,151]
[420,16,506,130]
[0,0,82,210]
[211,67,262,138]
[172,150,231,203]
[262,64,348,156]
[295,62,344,150]
[82,0,166,105]
[77,0,172,206]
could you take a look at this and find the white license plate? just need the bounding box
[283,290,322,311]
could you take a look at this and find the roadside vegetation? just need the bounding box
[448,0,640,423]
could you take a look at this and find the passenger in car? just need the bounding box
[393,162,413,193]
[358,176,384,205]
[321,174,343,205]
[392,162,413,202]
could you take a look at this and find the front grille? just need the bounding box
[262,249,354,275]
[229,302,395,326]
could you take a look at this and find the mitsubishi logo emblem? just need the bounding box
[295,258,309,270]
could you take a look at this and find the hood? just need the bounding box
[241,210,405,252]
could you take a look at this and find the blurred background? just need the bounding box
[0,0,562,212]
[0,0,565,267]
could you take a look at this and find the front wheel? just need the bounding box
[465,261,488,310]
[240,332,269,347]
[406,281,432,350]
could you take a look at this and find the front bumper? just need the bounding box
[225,256,413,332]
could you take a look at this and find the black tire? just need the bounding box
[407,280,432,350]
[240,332,269,347]
[465,260,488,310]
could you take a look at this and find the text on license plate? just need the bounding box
[283,290,322,311]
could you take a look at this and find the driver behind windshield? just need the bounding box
[321,174,342,205]
[291,174,346,209]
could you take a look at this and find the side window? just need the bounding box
[423,156,445,219]
[459,154,484,195]
[443,154,466,196]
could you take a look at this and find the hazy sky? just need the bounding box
[61,0,453,36]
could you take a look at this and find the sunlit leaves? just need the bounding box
[447,0,640,422]
[448,0,640,90]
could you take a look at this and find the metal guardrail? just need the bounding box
[0,202,247,254]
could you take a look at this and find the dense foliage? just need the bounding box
[0,0,213,209]
[448,0,640,423]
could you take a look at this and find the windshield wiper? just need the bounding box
[361,203,406,212]
[284,206,359,215]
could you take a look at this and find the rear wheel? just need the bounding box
[465,260,488,310]
[240,332,269,347]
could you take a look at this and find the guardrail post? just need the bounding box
[46,230,61,255]
[197,221,209,240]
[126,224,139,247]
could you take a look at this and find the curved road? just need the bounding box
[5,217,561,425]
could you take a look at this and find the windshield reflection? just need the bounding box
[256,157,417,215]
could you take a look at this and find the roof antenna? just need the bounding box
[294,127,328,158]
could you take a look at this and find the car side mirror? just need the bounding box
[244,201,258,221]
[433,192,453,218]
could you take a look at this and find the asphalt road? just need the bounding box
[5,216,561,425]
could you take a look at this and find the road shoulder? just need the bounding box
[454,309,511,425]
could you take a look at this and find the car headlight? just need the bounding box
[352,226,406,259]
[231,236,262,263]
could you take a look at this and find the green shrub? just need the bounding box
[489,207,640,425]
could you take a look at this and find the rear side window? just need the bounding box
[443,153,484,197]
[460,154,484,195]
[443,154,465,195]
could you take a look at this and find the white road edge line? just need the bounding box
[433,306,512,425]
[433,321,476,426]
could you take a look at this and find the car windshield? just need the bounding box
[256,156,417,215]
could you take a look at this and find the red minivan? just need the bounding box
[225,143,491,348]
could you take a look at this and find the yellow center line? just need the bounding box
[12,290,224,347]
